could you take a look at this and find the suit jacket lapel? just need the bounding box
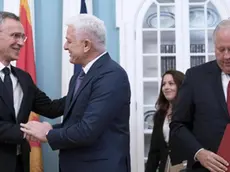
[0,79,15,115]
[71,73,93,104]
[63,53,111,122]
[70,53,110,106]
[65,74,77,109]
[210,62,229,117]
[63,73,94,122]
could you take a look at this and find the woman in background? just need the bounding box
[145,70,185,172]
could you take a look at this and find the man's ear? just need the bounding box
[83,39,92,53]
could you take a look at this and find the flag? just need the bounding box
[18,0,43,172]
[74,0,88,74]
[80,0,88,14]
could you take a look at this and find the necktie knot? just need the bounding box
[2,67,10,75]
[78,70,85,78]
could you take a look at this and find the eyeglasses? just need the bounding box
[10,33,27,42]
[0,31,27,42]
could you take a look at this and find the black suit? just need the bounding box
[145,112,169,172]
[146,111,186,172]
[170,61,230,171]
[0,66,65,172]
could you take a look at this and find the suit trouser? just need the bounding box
[15,154,24,172]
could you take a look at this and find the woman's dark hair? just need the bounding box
[155,70,185,116]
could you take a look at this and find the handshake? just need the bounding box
[20,121,53,143]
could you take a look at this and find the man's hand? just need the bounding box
[20,121,53,142]
[196,149,229,172]
[23,133,40,142]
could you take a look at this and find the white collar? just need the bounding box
[82,51,107,74]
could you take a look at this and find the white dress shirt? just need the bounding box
[163,116,170,143]
[221,72,230,100]
[0,62,23,117]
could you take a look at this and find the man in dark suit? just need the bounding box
[21,14,131,172]
[0,11,65,172]
[170,19,230,172]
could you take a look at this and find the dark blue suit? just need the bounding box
[47,53,131,172]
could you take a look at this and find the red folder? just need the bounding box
[217,124,230,171]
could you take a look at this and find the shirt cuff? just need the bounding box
[194,148,204,161]
[46,129,51,136]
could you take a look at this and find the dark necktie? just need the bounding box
[2,67,14,107]
[73,69,85,97]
